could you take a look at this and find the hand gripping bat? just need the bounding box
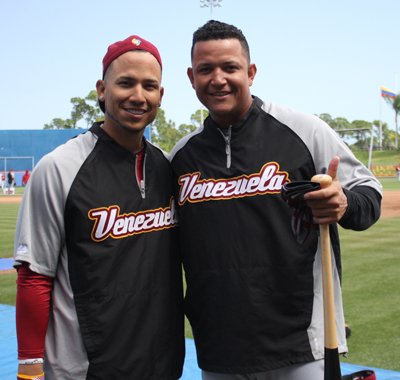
[311,174,342,380]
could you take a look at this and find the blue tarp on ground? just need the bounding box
[0,258,13,271]
[0,305,18,380]
[1,304,399,379]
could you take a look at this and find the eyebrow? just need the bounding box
[116,76,160,84]
[197,60,241,67]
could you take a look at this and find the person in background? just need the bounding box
[8,168,15,194]
[395,163,400,181]
[1,172,6,189]
[14,35,184,380]
[22,170,31,186]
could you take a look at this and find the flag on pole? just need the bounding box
[380,86,396,99]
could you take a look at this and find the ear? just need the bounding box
[96,79,106,99]
[159,87,164,106]
[187,67,195,90]
[248,63,257,87]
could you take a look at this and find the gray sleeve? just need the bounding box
[262,101,382,231]
[262,101,383,196]
[14,154,67,277]
[170,124,204,162]
[14,132,98,277]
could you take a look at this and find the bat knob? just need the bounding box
[311,174,332,189]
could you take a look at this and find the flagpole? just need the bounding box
[395,74,398,150]
[379,87,382,148]
[368,127,373,170]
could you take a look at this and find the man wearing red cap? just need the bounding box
[14,36,184,380]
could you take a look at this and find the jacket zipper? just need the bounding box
[218,126,232,169]
[135,153,146,199]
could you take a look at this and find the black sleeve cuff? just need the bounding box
[339,186,382,231]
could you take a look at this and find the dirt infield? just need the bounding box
[1,193,399,217]
[381,191,400,219]
[0,195,23,204]
[0,269,16,274]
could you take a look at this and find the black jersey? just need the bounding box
[14,122,185,379]
[170,97,381,374]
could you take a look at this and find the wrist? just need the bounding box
[17,372,44,380]
[18,358,44,365]
[18,363,44,378]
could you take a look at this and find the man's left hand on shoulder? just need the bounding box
[304,156,348,225]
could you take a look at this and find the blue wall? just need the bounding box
[0,127,151,186]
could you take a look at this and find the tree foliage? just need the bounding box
[318,113,353,139]
[44,118,74,129]
[43,91,103,129]
[383,94,400,150]
[150,109,181,153]
[45,91,398,153]
[190,108,209,127]
[317,112,400,151]
[372,120,393,148]
[151,108,209,153]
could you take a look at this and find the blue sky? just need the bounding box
[1,0,399,133]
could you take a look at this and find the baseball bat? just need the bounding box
[311,174,342,380]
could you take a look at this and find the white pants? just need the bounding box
[202,360,324,380]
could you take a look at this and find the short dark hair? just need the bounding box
[191,20,250,63]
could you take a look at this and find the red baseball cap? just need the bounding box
[99,35,162,113]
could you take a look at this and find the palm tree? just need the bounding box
[383,94,400,150]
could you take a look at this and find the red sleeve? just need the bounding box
[16,262,53,359]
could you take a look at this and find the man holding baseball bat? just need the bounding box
[170,20,382,380]
[13,35,185,380]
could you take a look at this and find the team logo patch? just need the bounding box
[88,197,178,242]
[178,162,289,205]
[131,37,141,46]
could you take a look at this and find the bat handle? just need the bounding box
[320,223,338,349]
[312,173,342,379]
[311,173,338,348]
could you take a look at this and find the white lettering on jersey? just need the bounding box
[178,162,289,205]
[88,197,178,242]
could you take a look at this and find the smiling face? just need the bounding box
[188,38,256,128]
[96,50,163,151]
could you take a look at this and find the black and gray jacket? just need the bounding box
[170,96,381,374]
[14,122,185,380]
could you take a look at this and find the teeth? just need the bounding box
[127,109,145,115]
[213,92,230,96]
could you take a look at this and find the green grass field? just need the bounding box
[1,178,399,371]
[379,178,400,191]
[353,150,400,166]
[0,187,25,196]
[0,203,19,259]
[339,217,400,371]
[0,272,17,305]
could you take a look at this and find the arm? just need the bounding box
[16,262,53,377]
[14,144,86,378]
[304,157,381,228]
[338,185,381,230]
